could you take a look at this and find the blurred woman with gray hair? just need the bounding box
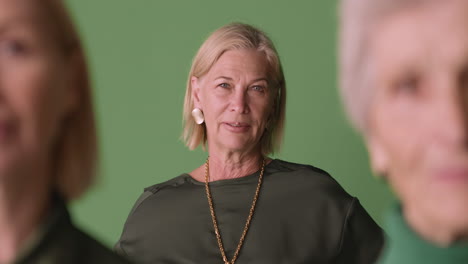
[339,0,468,263]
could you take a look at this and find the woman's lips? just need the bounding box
[0,112,15,142]
[434,167,468,183]
[223,122,251,133]
[0,121,13,142]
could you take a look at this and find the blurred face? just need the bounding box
[192,49,274,155]
[0,0,76,178]
[368,0,468,235]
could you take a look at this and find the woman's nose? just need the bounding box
[230,89,249,114]
[436,91,468,148]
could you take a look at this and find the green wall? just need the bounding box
[66,0,394,246]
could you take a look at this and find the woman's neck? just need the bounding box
[207,153,265,181]
[191,147,267,182]
[0,166,52,263]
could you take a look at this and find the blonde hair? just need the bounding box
[338,0,438,134]
[44,0,97,201]
[182,23,286,155]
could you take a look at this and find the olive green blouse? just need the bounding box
[115,159,383,264]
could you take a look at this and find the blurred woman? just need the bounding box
[339,0,468,263]
[0,0,130,263]
[116,22,383,264]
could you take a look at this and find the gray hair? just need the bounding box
[338,0,439,134]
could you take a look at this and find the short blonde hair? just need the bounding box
[338,0,438,134]
[182,23,286,155]
[44,0,97,201]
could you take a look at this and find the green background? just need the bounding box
[65,0,394,246]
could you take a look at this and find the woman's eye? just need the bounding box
[218,83,230,88]
[251,85,265,92]
[395,77,419,96]
[0,39,28,57]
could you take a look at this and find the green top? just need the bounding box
[115,159,383,264]
[378,204,468,264]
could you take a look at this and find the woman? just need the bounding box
[0,0,130,263]
[339,0,468,263]
[116,23,382,264]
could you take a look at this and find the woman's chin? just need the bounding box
[416,196,468,241]
[218,139,258,153]
[437,197,468,228]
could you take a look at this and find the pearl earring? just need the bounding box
[192,108,204,124]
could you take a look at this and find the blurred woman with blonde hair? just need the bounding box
[0,0,130,263]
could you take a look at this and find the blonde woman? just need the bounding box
[0,0,130,263]
[339,0,468,263]
[116,23,383,264]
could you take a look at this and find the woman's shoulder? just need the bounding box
[270,159,331,176]
[270,159,336,183]
[268,159,353,199]
[124,174,192,215]
[142,173,192,194]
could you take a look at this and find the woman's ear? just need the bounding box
[191,76,202,109]
[367,134,389,177]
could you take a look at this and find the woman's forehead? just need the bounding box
[370,1,468,74]
[0,0,69,50]
[0,0,51,29]
[205,49,275,82]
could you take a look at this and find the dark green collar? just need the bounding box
[378,204,468,264]
[14,193,70,264]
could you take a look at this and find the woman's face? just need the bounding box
[192,49,274,155]
[0,0,76,177]
[369,0,468,233]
